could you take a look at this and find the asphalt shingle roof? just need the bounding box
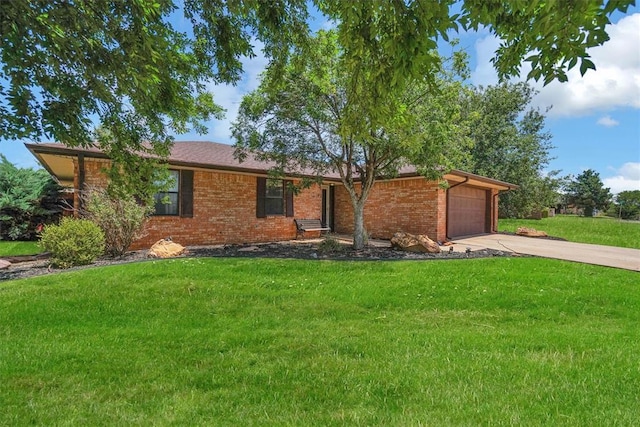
[25,140,517,189]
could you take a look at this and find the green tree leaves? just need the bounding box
[612,190,640,220]
[233,31,471,249]
[0,155,62,240]
[461,0,631,84]
[0,0,309,153]
[464,82,557,218]
[566,169,613,217]
[2,0,632,155]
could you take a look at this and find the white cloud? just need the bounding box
[471,13,640,118]
[596,115,620,127]
[603,162,640,193]
[471,35,502,87]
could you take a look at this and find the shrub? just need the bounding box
[0,154,63,240]
[39,217,105,268]
[317,236,346,254]
[81,187,151,257]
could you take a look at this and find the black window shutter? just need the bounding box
[256,177,266,218]
[285,180,294,217]
[180,170,194,218]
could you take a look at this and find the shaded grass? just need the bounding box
[499,215,640,249]
[0,240,42,257]
[1,257,639,425]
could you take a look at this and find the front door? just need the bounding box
[321,185,334,230]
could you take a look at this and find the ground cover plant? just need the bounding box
[499,214,640,249]
[0,241,42,257]
[1,257,638,425]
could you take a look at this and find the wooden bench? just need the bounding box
[294,219,331,239]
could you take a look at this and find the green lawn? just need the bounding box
[499,214,640,249]
[1,257,638,425]
[0,240,42,257]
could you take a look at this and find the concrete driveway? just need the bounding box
[452,234,640,272]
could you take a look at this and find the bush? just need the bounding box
[0,155,63,240]
[39,217,105,268]
[317,236,346,254]
[81,187,151,257]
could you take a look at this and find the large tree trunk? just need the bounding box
[352,201,367,250]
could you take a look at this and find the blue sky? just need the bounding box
[1,5,638,193]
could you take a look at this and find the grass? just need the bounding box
[1,257,639,425]
[499,214,640,249]
[0,240,42,257]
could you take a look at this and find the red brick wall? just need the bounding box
[73,158,111,209]
[135,169,323,249]
[72,157,501,248]
[334,178,447,242]
[75,158,324,249]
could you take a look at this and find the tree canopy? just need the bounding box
[566,169,612,217]
[0,0,309,156]
[1,0,634,156]
[234,31,472,248]
[612,190,640,220]
[463,82,558,218]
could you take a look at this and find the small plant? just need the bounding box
[81,187,151,257]
[39,217,105,268]
[317,236,346,254]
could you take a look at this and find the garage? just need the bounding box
[447,185,490,238]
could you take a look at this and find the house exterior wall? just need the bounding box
[333,178,448,242]
[70,157,501,249]
[73,157,111,209]
[137,169,323,249]
[74,158,324,249]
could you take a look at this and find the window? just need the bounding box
[265,179,284,215]
[154,170,180,215]
[153,170,194,217]
[256,177,293,218]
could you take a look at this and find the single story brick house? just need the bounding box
[26,141,517,249]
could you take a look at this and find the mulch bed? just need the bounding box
[1,241,516,282]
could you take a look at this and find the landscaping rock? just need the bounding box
[391,232,441,253]
[516,227,548,238]
[148,239,186,258]
[0,259,11,270]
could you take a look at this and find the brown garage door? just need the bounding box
[448,186,489,238]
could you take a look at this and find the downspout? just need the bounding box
[445,177,469,240]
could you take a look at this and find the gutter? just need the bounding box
[25,142,344,184]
